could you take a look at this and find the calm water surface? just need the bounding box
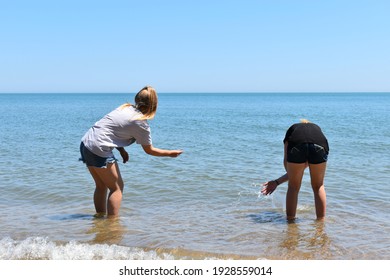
[0,93,389,259]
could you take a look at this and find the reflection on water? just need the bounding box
[279,220,332,259]
[87,217,127,245]
[245,210,334,259]
[47,213,128,245]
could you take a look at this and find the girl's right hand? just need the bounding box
[169,150,183,157]
[261,180,278,195]
[142,145,183,157]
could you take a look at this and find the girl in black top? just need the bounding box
[262,119,329,221]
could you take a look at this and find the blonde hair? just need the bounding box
[120,86,158,120]
[300,119,310,123]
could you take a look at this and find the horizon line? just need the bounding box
[1,91,390,94]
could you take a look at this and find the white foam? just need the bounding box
[0,237,174,260]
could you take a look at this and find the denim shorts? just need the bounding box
[287,143,328,164]
[79,142,117,168]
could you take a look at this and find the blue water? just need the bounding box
[0,92,389,259]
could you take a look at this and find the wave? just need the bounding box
[0,237,252,260]
[0,237,174,260]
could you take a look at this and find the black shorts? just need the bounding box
[287,143,328,164]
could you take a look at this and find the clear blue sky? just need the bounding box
[1,0,389,93]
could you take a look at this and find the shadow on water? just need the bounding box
[247,211,286,224]
[47,213,96,221]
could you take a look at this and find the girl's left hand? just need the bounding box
[119,149,129,163]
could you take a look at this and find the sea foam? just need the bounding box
[0,237,173,260]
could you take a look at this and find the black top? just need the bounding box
[283,123,329,152]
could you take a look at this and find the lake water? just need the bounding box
[0,92,389,259]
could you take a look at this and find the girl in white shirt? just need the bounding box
[80,86,183,217]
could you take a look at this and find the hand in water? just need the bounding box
[261,180,278,195]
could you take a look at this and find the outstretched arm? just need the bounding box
[142,144,183,157]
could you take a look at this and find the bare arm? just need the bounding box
[262,141,309,195]
[142,144,183,157]
[261,142,289,195]
[116,147,129,163]
[261,173,288,195]
[283,141,288,172]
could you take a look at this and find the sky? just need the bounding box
[1,0,389,93]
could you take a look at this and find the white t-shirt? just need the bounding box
[81,105,152,157]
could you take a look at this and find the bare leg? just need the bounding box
[309,162,327,220]
[87,162,124,217]
[286,162,306,221]
[88,166,108,215]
